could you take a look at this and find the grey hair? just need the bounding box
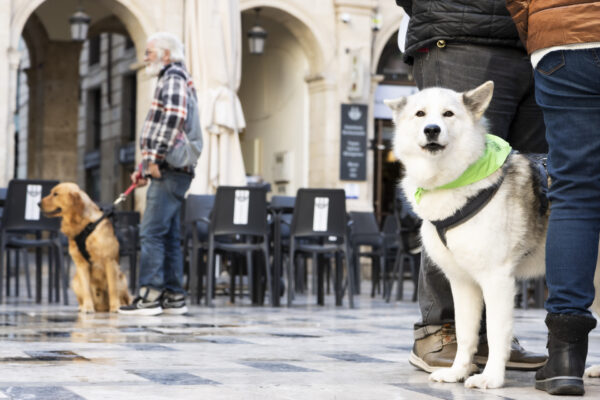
[147,32,185,62]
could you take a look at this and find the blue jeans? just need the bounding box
[534,48,600,316]
[412,43,547,329]
[139,170,192,294]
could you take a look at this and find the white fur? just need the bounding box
[385,82,600,389]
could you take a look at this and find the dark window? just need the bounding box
[85,167,101,203]
[122,74,137,142]
[376,32,414,84]
[87,88,102,150]
[124,36,135,50]
[88,35,101,66]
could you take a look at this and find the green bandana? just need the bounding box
[415,134,512,203]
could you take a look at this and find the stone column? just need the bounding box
[0,6,11,187]
[27,41,81,182]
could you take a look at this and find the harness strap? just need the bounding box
[74,208,114,263]
[430,175,505,247]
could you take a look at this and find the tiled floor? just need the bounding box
[0,282,598,400]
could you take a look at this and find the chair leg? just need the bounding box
[263,236,272,307]
[343,244,355,309]
[0,236,5,303]
[6,249,11,297]
[246,247,254,303]
[396,254,406,302]
[206,235,215,307]
[230,255,236,304]
[35,247,42,304]
[315,253,324,306]
[287,241,295,306]
[56,241,67,305]
[335,252,343,306]
[24,249,32,299]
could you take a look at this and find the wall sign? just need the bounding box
[340,103,367,181]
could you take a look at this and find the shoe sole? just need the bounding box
[118,307,163,316]
[408,351,440,373]
[474,356,547,371]
[535,376,584,395]
[409,352,480,374]
[162,306,188,315]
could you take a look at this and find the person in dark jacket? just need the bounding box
[395,0,548,374]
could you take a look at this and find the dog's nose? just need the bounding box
[424,124,441,141]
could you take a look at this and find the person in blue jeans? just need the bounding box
[507,1,600,396]
[119,32,199,316]
[395,0,548,373]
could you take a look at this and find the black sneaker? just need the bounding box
[161,290,188,315]
[118,287,163,316]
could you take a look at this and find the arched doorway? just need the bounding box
[12,0,153,205]
[238,3,331,195]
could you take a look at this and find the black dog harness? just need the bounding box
[429,155,548,247]
[430,175,505,247]
[74,207,114,263]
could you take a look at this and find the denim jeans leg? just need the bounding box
[534,49,600,316]
[139,172,190,292]
[163,172,192,294]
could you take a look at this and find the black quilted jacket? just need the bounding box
[396,0,524,60]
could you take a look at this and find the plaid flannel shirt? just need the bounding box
[140,62,195,175]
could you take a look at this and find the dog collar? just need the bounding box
[415,134,512,203]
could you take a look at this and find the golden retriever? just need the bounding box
[40,182,131,312]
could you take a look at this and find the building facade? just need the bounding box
[1,0,411,218]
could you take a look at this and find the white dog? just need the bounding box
[385,81,600,389]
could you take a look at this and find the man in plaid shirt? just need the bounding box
[119,32,196,316]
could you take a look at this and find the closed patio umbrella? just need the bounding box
[185,0,247,194]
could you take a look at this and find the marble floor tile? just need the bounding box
[0,281,597,399]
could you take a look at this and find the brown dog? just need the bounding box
[40,182,131,312]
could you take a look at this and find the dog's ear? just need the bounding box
[69,192,84,216]
[462,81,494,120]
[384,97,407,114]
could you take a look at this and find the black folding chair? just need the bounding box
[205,186,271,307]
[268,195,295,307]
[0,179,67,304]
[112,211,140,293]
[349,211,386,298]
[183,194,214,304]
[288,188,355,308]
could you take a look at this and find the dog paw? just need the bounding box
[78,305,94,314]
[465,373,504,389]
[429,367,469,383]
[584,365,600,378]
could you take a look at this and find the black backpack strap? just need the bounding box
[430,175,505,247]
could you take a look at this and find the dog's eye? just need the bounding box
[53,193,57,196]
[443,110,454,117]
[416,110,425,117]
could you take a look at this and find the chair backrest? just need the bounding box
[0,187,7,208]
[112,210,140,252]
[382,214,400,248]
[183,194,215,224]
[211,186,268,236]
[349,211,380,236]
[290,188,347,238]
[1,179,61,232]
[270,195,295,210]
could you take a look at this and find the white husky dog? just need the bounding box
[384,81,600,389]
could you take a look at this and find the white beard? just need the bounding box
[145,60,163,77]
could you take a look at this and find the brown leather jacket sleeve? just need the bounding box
[506,0,531,48]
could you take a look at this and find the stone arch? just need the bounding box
[239,0,331,77]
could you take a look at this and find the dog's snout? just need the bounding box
[424,124,441,141]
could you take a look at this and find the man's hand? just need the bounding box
[131,171,148,187]
[147,162,162,179]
